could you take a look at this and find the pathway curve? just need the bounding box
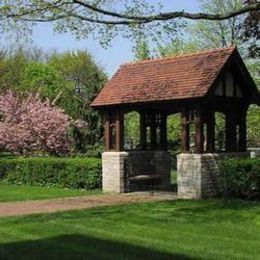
[0,193,174,217]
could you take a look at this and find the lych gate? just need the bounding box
[91,47,259,199]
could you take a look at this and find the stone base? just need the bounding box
[102,152,128,193]
[177,154,219,199]
[177,153,250,199]
[102,151,171,193]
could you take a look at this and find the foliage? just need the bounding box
[215,112,226,151]
[247,105,260,147]
[246,59,260,87]
[0,48,107,153]
[241,0,260,58]
[48,51,107,151]
[21,61,65,100]
[48,50,106,107]
[218,158,260,200]
[0,91,71,155]
[0,157,102,190]
[124,112,140,149]
[1,1,258,47]
[0,183,100,202]
[0,49,28,92]
[167,114,181,152]
[156,37,199,57]
[134,38,151,60]
[0,1,180,47]
[191,0,244,49]
[71,144,104,158]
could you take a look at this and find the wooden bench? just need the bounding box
[129,174,162,181]
[126,156,162,191]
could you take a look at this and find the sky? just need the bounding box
[6,0,200,76]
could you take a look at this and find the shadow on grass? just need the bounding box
[0,234,196,260]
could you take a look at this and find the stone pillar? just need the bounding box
[102,152,128,193]
[177,153,219,199]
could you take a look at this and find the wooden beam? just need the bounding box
[181,108,189,152]
[222,73,226,97]
[160,113,167,150]
[238,111,247,152]
[150,113,157,150]
[233,74,237,97]
[115,111,124,152]
[104,113,110,151]
[140,112,147,150]
[195,106,204,153]
[206,111,215,153]
[225,112,237,152]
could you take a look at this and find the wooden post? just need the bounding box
[140,112,147,150]
[151,113,157,150]
[104,113,110,151]
[206,111,215,153]
[195,106,203,153]
[115,111,124,152]
[181,108,189,152]
[160,113,167,150]
[238,111,247,152]
[225,112,237,152]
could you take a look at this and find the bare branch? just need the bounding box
[2,1,260,25]
[72,0,260,22]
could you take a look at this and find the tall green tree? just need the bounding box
[156,38,199,57]
[134,38,151,61]
[0,49,28,92]
[48,50,107,151]
[241,0,260,58]
[0,47,107,152]
[21,62,65,100]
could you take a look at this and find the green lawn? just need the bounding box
[0,184,100,202]
[0,199,259,259]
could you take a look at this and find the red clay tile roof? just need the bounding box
[91,47,236,107]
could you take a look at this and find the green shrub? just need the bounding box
[218,158,260,200]
[0,157,101,190]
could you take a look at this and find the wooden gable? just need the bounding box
[207,48,259,104]
[214,70,243,98]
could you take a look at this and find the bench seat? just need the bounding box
[129,174,162,181]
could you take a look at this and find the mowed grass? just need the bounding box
[0,199,259,259]
[0,184,100,202]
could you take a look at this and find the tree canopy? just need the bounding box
[0,47,107,153]
[191,0,244,49]
[0,0,259,45]
[0,91,71,155]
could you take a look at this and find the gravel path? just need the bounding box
[0,193,168,217]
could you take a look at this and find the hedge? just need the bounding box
[218,158,260,200]
[0,157,102,190]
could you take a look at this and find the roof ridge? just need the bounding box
[121,46,236,67]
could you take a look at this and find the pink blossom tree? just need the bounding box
[0,91,71,155]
